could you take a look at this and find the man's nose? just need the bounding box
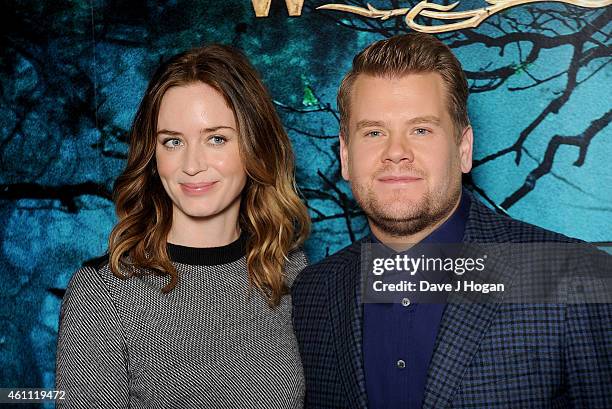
[382,134,414,164]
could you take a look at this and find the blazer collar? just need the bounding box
[422,192,514,409]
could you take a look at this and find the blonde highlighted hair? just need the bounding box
[108,44,310,307]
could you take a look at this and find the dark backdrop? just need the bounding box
[1,0,610,393]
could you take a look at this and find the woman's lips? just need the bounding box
[180,182,218,195]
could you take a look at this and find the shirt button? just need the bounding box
[396,359,406,369]
[401,298,411,307]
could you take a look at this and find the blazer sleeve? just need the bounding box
[55,266,130,408]
[564,302,612,408]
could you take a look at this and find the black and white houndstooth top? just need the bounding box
[55,234,307,408]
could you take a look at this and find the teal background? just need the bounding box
[1,0,610,395]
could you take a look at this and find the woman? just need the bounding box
[55,44,310,408]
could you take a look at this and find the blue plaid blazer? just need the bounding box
[292,193,612,408]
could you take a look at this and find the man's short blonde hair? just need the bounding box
[338,33,470,140]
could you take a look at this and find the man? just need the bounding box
[292,33,611,409]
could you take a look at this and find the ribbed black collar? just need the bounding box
[167,233,247,266]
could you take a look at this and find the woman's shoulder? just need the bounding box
[64,254,125,301]
[82,253,111,271]
[285,248,308,288]
[59,255,127,324]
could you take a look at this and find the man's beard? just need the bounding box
[352,178,461,239]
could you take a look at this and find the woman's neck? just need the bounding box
[167,203,241,248]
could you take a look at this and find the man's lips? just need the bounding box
[377,175,422,183]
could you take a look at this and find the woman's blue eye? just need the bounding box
[163,138,183,149]
[210,135,227,145]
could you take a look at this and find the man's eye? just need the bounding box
[414,128,430,135]
[163,138,183,149]
[366,131,382,137]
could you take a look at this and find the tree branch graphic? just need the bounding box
[318,0,611,33]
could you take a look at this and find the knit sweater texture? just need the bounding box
[55,234,307,408]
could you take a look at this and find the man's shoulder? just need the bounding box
[465,196,582,244]
[293,238,364,291]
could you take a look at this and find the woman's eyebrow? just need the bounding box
[156,126,237,136]
[156,129,182,136]
[200,126,236,133]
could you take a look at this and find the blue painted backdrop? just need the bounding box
[1,0,610,395]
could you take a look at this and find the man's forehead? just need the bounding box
[352,71,446,88]
[349,73,449,120]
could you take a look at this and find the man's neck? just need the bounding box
[369,195,462,251]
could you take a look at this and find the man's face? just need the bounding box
[340,73,473,238]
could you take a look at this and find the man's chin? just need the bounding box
[359,197,435,236]
[370,200,428,219]
[367,211,433,237]
[374,188,425,201]
[371,209,426,224]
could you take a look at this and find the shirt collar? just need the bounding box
[167,232,246,265]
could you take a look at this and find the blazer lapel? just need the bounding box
[328,242,368,409]
[422,196,515,409]
[421,294,503,409]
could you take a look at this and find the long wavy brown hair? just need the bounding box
[108,44,310,307]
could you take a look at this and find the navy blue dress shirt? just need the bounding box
[363,191,471,409]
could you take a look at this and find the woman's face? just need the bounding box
[155,82,247,226]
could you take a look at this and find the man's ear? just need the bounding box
[339,132,350,181]
[459,126,473,174]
